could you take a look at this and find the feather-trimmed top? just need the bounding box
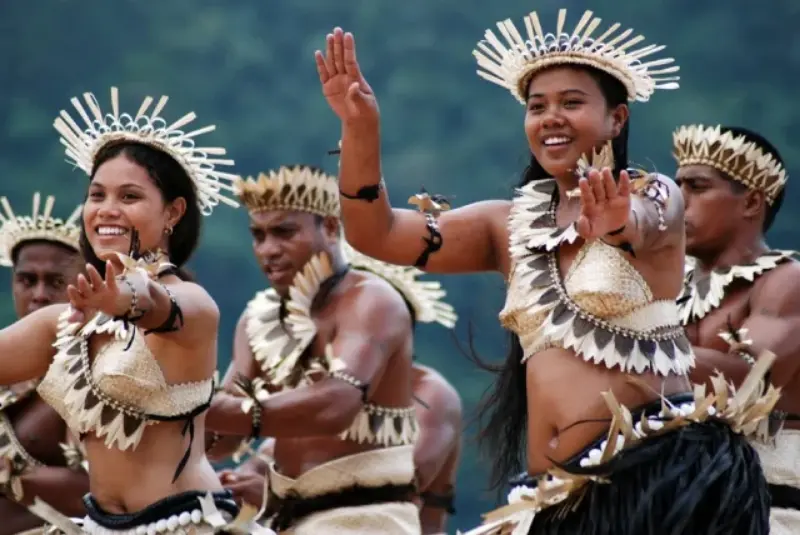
[499,178,693,376]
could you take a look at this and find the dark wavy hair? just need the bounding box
[79,142,201,281]
[718,126,785,232]
[473,65,630,492]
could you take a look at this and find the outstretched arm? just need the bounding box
[67,259,219,359]
[0,304,62,385]
[206,279,411,437]
[316,28,509,274]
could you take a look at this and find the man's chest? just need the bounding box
[685,285,752,350]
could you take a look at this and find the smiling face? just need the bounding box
[83,153,186,257]
[248,210,338,297]
[524,66,628,179]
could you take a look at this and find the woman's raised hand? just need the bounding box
[315,27,378,127]
[575,168,632,240]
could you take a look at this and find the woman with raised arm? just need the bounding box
[317,10,777,534]
[0,88,270,534]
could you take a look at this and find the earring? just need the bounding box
[164,226,174,236]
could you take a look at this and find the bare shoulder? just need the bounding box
[340,270,411,321]
[174,280,220,317]
[756,259,800,296]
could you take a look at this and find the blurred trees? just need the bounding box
[1,0,797,529]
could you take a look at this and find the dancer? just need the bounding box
[0,193,88,534]
[0,87,268,533]
[317,10,777,534]
[218,363,462,535]
[205,165,429,534]
[674,124,800,533]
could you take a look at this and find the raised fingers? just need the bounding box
[332,27,346,73]
[104,261,119,293]
[314,51,331,84]
[578,175,597,212]
[601,167,617,200]
[343,32,363,80]
[76,274,94,297]
[86,264,105,290]
[589,169,607,203]
[324,33,336,74]
[617,169,631,197]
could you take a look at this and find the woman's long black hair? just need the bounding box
[473,65,630,493]
[79,141,202,281]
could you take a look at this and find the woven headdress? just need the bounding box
[673,125,787,204]
[473,9,679,104]
[342,241,457,328]
[235,165,340,218]
[0,193,81,267]
[53,87,238,215]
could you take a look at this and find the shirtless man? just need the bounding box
[674,125,800,533]
[0,193,88,534]
[205,166,422,534]
[218,362,463,535]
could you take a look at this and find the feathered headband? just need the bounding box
[342,241,457,328]
[235,165,341,218]
[53,87,239,215]
[473,9,679,104]
[673,125,787,204]
[0,193,81,267]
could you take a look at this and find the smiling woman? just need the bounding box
[318,7,778,534]
[0,88,272,533]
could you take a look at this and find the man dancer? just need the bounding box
[674,125,800,533]
[0,193,88,534]
[218,362,463,535]
[206,165,430,534]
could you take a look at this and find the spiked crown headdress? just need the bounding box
[53,87,238,215]
[0,193,81,267]
[235,165,340,218]
[473,9,679,105]
[673,125,787,204]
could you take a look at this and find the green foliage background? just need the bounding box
[1,1,798,530]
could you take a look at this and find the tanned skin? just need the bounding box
[316,28,689,476]
[1,241,88,534]
[205,210,415,484]
[411,364,462,535]
[678,164,800,426]
[216,365,462,535]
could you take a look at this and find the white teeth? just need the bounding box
[97,226,127,236]
[544,137,571,146]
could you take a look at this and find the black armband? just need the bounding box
[339,179,385,203]
[414,214,443,268]
[144,283,184,335]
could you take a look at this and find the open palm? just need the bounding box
[575,168,632,239]
[315,27,379,125]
